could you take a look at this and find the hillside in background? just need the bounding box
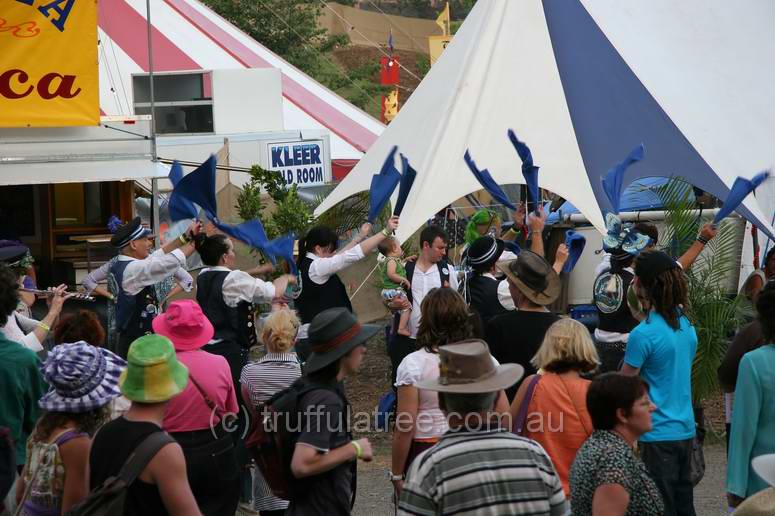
[203,0,446,121]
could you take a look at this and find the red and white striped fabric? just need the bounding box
[97,0,383,159]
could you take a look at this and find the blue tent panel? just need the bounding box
[543,0,770,237]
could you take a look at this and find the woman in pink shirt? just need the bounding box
[153,299,240,516]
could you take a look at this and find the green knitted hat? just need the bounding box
[119,334,189,403]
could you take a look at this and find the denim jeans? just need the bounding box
[639,439,697,516]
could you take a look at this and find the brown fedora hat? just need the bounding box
[497,250,560,305]
[303,307,380,374]
[415,339,524,393]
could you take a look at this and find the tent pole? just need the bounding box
[146,0,160,245]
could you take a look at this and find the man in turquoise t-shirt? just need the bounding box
[622,250,698,516]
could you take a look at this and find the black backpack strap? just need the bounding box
[404,261,416,305]
[117,432,175,485]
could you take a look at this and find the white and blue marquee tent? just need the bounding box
[315,0,775,242]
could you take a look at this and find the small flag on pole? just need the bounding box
[435,2,450,36]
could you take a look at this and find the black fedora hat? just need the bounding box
[467,236,505,272]
[110,217,153,248]
[497,250,560,305]
[304,308,380,374]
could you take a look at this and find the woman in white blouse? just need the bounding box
[294,216,399,360]
[390,288,509,496]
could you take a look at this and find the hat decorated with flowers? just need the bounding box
[39,342,126,413]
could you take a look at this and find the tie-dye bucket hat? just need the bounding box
[119,334,189,403]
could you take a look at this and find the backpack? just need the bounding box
[66,432,174,516]
[244,380,339,500]
[375,391,396,432]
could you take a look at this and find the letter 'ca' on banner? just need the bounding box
[0,0,99,127]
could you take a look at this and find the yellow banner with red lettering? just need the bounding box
[0,0,99,127]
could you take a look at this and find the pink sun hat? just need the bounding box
[152,299,214,352]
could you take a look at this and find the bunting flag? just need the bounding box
[601,144,645,214]
[263,234,298,276]
[394,153,417,216]
[167,160,199,220]
[507,130,540,213]
[368,146,402,223]
[169,156,298,272]
[714,171,771,224]
[168,155,218,221]
[563,230,586,273]
[463,150,517,210]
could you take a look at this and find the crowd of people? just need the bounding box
[0,204,773,516]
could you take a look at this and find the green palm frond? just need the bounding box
[313,191,391,235]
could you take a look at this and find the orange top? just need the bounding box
[525,372,592,496]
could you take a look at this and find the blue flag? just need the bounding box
[369,146,402,223]
[714,171,770,224]
[166,160,198,220]
[601,144,645,214]
[507,130,540,212]
[563,230,586,273]
[394,153,417,217]
[464,150,517,210]
[169,155,218,221]
[263,234,298,276]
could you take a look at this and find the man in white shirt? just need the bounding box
[109,217,200,358]
[389,225,458,385]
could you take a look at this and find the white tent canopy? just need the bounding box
[316,0,775,243]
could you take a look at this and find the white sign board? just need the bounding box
[265,139,330,188]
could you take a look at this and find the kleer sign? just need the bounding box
[0,0,99,127]
[265,139,330,188]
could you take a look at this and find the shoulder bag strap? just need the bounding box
[513,374,541,436]
[117,432,176,485]
[557,375,592,437]
[188,373,225,419]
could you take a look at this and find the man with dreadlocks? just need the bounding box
[621,250,698,516]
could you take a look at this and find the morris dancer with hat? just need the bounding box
[105,217,200,359]
[465,211,567,325]
[288,307,379,516]
[397,340,568,515]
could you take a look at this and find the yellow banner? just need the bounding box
[0,0,99,127]
[429,35,452,66]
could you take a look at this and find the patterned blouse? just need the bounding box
[569,430,663,516]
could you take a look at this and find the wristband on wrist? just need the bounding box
[381,227,392,237]
[37,321,50,332]
[178,233,189,245]
[697,235,710,245]
[350,440,363,459]
[389,472,404,481]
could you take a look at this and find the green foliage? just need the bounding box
[234,166,314,272]
[202,0,388,118]
[235,180,264,222]
[416,54,430,78]
[655,178,744,402]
